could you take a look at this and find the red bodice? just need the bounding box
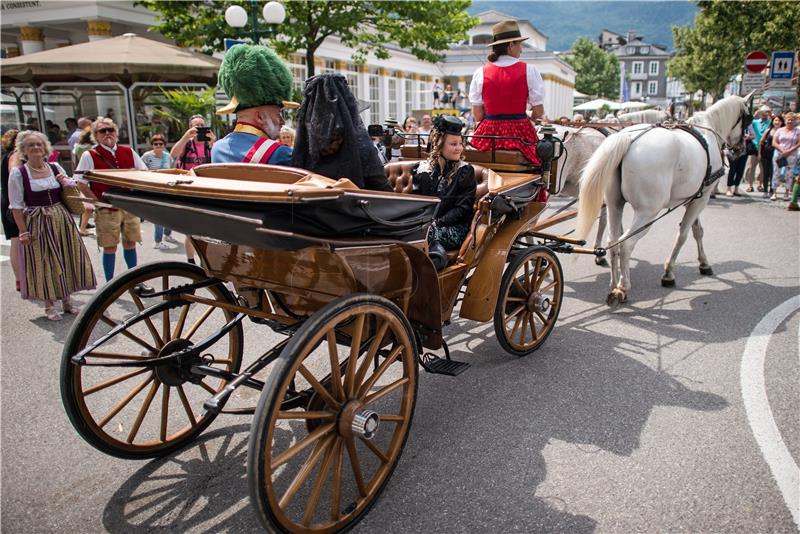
[482,62,528,116]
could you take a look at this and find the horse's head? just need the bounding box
[722,95,753,156]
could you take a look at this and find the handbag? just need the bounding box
[47,163,85,215]
[776,156,788,168]
[746,142,758,156]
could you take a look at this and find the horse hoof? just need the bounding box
[661,277,676,287]
[595,257,609,268]
[699,266,714,276]
[606,289,626,308]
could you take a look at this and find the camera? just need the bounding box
[367,124,392,138]
[196,126,211,142]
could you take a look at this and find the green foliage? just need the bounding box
[154,86,227,139]
[669,0,800,100]
[138,1,477,77]
[565,37,621,99]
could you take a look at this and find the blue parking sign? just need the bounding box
[224,38,247,52]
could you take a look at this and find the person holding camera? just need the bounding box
[170,114,214,171]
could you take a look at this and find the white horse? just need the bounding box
[617,109,671,124]
[574,94,751,307]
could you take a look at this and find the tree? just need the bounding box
[565,37,620,99]
[138,1,477,77]
[669,0,800,102]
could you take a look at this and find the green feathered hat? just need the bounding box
[216,44,298,115]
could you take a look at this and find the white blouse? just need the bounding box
[8,163,72,209]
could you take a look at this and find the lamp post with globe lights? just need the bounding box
[225,1,286,43]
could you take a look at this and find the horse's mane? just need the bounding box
[687,95,745,133]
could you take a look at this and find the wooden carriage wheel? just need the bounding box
[494,246,563,356]
[60,262,243,459]
[248,294,418,534]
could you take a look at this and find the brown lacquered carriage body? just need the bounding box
[61,143,579,533]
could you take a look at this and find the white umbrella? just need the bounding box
[619,101,650,109]
[573,98,621,111]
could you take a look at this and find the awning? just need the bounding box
[1,33,221,85]
[573,98,621,111]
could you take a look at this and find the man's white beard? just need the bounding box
[259,113,281,140]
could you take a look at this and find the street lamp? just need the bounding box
[225,1,286,42]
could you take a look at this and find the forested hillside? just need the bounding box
[470,1,697,52]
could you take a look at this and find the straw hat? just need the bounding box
[487,20,529,47]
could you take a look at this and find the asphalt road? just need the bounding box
[1,191,798,533]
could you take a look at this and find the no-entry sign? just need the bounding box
[745,51,769,73]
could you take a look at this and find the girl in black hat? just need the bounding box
[412,115,476,251]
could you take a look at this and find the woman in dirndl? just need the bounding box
[9,130,96,321]
[468,20,545,165]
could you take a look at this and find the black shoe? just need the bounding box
[86,222,95,229]
[134,283,155,296]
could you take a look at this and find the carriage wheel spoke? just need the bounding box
[326,331,346,402]
[97,374,153,428]
[197,380,217,395]
[506,296,526,302]
[127,378,161,443]
[298,365,341,410]
[344,314,366,397]
[354,320,390,398]
[330,440,344,521]
[83,367,149,396]
[535,310,548,324]
[539,280,557,294]
[272,422,335,469]
[504,304,525,322]
[519,312,529,344]
[128,288,164,348]
[302,434,339,526]
[100,315,158,354]
[357,345,402,398]
[345,436,367,498]
[161,275,171,343]
[512,278,527,295]
[278,433,335,509]
[509,312,523,339]
[378,414,404,422]
[176,384,197,426]
[524,261,532,288]
[172,304,191,340]
[159,385,171,442]
[360,436,389,463]
[183,305,216,341]
[535,263,553,291]
[277,411,335,421]
[85,351,149,361]
[363,377,408,406]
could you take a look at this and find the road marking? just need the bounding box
[740,295,800,529]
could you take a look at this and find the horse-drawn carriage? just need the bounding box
[60,131,595,532]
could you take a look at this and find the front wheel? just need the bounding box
[248,294,418,533]
[494,246,563,356]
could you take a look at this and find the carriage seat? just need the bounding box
[384,160,491,201]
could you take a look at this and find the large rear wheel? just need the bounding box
[494,246,563,356]
[248,294,417,533]
[60,261,243,459]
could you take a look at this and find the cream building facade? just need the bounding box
[2,2,575,126]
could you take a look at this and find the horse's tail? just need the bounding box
[575,132,632,241]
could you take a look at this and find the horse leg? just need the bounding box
[604,197,626,307]
[693,218,713,275]
[609,210,658,307]
[662,200,708,286]
[594,205,609,267]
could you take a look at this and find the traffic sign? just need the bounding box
[224,38,246,52]
[741,73,766,96]
[769,50,795,89]
[745,51,769,73]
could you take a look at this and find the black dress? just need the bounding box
[412,159,476,250]
[1,151,20,239]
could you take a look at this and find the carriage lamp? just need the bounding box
[225,1,286,42]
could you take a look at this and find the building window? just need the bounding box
[404,79,413,117]
[632,61,643,74]
[648,81,658,95]
[632,82,642,95]
[627,46,635,54]
[640,46,649,54]
[388,77,397,120]
[345,64,359,96]
[369,73,380,125]
[649,61,659,75]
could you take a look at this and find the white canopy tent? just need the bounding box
[619,101,650,110]
[573,98,622,111]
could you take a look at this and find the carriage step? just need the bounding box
[419,354,470,376]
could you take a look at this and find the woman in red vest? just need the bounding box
[468,20,545,164]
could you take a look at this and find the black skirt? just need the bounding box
[1,154,20,239]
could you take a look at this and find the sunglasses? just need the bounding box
[96,127,116,134]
